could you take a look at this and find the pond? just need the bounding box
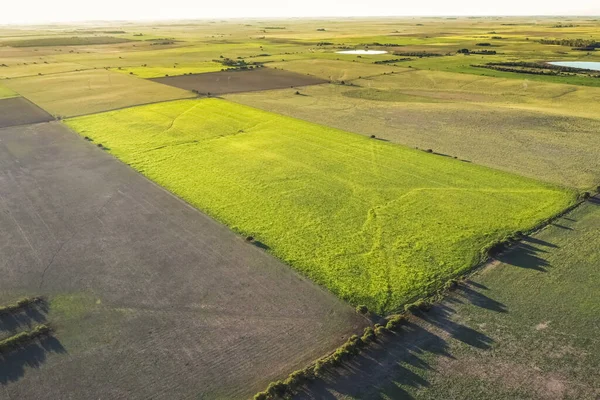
[548,61,600,71]
[335,50,388,55]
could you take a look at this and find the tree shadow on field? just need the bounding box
[495,239,553,272]
[251,240,271,251]
[0,335,66,385]
[588,196,600,206]
[0,301,49,336]
[293,282,501,399]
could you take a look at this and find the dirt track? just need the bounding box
[0,97,53,128]
[151,68,327,95]
[0,122,365,399]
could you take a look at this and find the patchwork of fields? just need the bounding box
[2,69,194,117]
[0,16,598,399]
[66,98,575,314]
[227,69,600,189]
[0,122,364,399]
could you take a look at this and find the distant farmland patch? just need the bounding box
[66,98,575,314]
[112,62,224,78]
[1,36,133,47]
[0,97,53,128]
[226,72,600,189]
[150,68,326,94]
[268,59,406,81]
[2,70,194,117]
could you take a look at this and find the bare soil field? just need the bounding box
[0,97,53,128]
[151,67,327,95]
[0,122,365,399]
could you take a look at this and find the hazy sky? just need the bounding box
[1,0,599,25]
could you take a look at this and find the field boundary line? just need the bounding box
[252,192,598,400]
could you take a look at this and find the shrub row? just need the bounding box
[373,58,411,64]
[253,294,456,400]
[539,38,600,48]
[0,324,51,354]
[472,62,600,78]
[393,51,443,57]
[0,296,43,315]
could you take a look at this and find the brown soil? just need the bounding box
[0,97,53,128]
[0,122,366,399]
[151,68,327,95]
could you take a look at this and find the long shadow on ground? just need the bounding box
[0,299,66,384]
[294,282,501,399]
[0,335,66,385]
[0,301,49,336]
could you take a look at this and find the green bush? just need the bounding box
[361,327,376,343]
[385,315,405,331]
[266,381,288,397]
[0,324,51,354]
[0,296,42,315]
[356,304,369,314]
[374,324,388,336]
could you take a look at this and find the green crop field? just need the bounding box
[227,70,600,189]
[301,197,600,399]
[66,98,575,314]
[2,69,194,117]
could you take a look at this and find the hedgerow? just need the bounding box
[0,324,51,354]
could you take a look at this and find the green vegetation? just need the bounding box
[0,325,51,354]
[0,296,43,315]
[66,98,575,313]
[0,83,17,99]
[2,36,133,47]
[226,71,600,189]
[2,70,194,117]
[311,198,600,399]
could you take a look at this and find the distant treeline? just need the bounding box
[393,51,443,57]
[363,42,402,47]
[373,58,411,64]
[539,38,600,49]
[457,48,497,55]
[473,61,600,77]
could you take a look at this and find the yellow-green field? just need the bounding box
[66,98,576,313]
[226,70,600,189]
[2,69,194,116]
[0,83,17,99]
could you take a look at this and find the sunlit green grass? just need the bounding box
[66,99,575,313]
[0,83,17,99]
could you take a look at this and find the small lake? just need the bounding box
[336,50,388,55]
[548,61,600,71]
